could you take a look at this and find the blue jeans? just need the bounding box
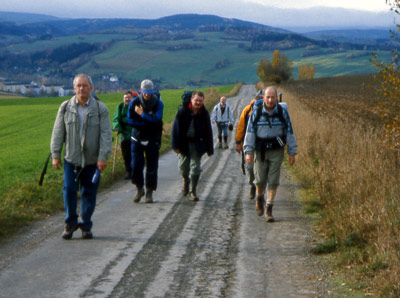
[217,122,228,137]
[131,139,160,190]
[63,160,99,231]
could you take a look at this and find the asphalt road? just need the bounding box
[0,85,327,298]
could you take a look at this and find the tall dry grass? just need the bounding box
[280,77,400,296]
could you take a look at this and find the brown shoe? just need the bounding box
[249,184,256,200]
[265,204,275,222]
[61,223,79,240]
[133,187,145,203]
[255,195,264,216]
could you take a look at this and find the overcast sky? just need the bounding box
[2,0,396,29]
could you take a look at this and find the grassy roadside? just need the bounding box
[0,83,243,241]
[277,75,400,297]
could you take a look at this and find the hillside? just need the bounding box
[0,12,394,90]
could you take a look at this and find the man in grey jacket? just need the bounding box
[211,96,234,149]
[244,86,297,222]
[51,73,112,239]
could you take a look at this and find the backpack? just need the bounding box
[181,90,193,109]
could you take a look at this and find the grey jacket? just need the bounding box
[244,102,297,156]
[211,102,234,124]
[51,96,112,167]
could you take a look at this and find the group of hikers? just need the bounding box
[50,73,297,240]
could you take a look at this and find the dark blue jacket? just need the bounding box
[127,93,164,142]
[171,104,214,157]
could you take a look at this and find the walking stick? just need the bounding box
[38,152,51,186]
[112,133,119,176]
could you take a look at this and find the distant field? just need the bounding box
[2,30,392,88]
[0,85,234,196]
[76,33,391,86]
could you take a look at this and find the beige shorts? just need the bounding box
[254,148,284,190]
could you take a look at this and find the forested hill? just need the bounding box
[0,13,288,36]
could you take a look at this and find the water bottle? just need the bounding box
[92,168,100,184]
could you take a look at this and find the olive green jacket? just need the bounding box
[50,96,112,167]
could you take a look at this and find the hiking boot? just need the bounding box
[265,204,275,222]
[182,177,190,196]
[81,229,93,239]
[124,172,131,179]
[190,190,199,202]
[249,184,256,200]
[145,188,153,203]
[255,195,264,216]
[61,223,79,240]
[133,187,145,203]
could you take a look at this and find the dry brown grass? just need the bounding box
[279,74,400,297]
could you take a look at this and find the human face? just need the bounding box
[123,94,133,105]
[220,96,226,106]
[263,87,277,112]
[142,93,152,101]
[74,76,93,103]
[191,94,204,113]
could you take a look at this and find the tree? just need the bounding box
[257,50,292,84]
[298,63,316,80]
[371,0,400,149]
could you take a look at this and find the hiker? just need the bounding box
[127,79,164,204]
[50,73,112,239]
[235,90,264,200]
[171,91,214,201]
[112,90,138,179]
[211,96,234,149]
[244,86,297,222]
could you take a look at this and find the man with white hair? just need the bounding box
[51,73,112,239]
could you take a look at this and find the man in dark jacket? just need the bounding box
[127,80,164,203]
[171,91,214,201]
[112,90,138,179]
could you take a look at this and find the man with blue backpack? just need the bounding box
[127,79,164,204]
[244,86,297,222]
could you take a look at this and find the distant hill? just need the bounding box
[0,12,394,90]
[0,11,60,24]
[304,29,392,41]
[0,13,289,36]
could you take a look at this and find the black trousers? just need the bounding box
[121,138,132,173]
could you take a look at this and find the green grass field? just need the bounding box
[0,85,234,196]
[0,84,237,238]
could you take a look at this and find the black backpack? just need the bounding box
[181,91,193,109]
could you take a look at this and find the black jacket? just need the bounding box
[171,104,214,157]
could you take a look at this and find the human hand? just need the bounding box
[235,143,242,153]
[245,154,253,164]
[97,160,107,172]
[135,105,143,116]
[52,158,62,169]
[288,155,295,166]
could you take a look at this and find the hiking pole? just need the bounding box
[112,133,119,176]
[38,152,51,186]
[241,150,246,175]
